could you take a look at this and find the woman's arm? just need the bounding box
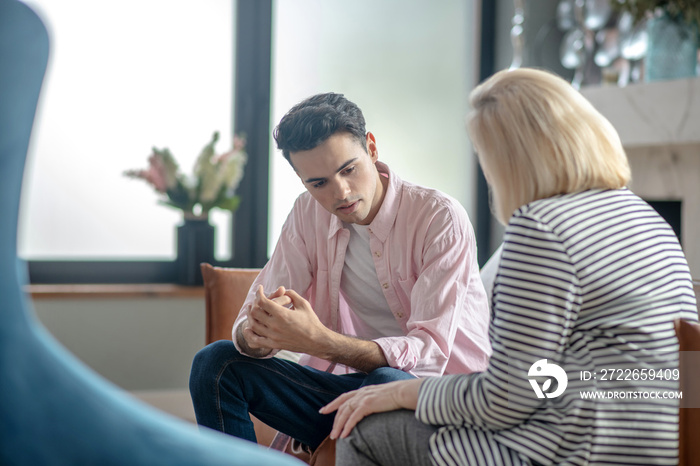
[417,212,578,430]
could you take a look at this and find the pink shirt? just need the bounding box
[232,162,491,377]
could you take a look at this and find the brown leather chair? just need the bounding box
[200,263,335,465]
[675,286,700,466]
[201,264,261,347]
[675,281,700,466]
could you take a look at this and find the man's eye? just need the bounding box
[342,166,355,175]
[313,180,326,188]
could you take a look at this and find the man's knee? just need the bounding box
[363,367,415,386]
[189,340,241,395]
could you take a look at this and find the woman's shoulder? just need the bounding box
[515,188,641,227]
[506,188,663,254]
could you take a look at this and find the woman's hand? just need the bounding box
[320,378,424,439]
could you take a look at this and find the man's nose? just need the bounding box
[333,179,351,200]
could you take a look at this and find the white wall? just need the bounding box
[269,0,481,252]
[33,297,205,391]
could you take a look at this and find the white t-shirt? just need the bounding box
[340,223,403,340]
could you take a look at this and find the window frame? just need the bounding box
[27,0,272,284]
[476,0,496,267]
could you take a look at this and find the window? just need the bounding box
[19,0,260,283]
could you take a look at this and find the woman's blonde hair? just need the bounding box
[467,68,630,224]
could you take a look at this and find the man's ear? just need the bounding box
[366,132,378,162]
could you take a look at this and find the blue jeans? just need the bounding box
[189,340,415,450]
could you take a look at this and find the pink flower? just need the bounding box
[233,135,246,152]
[146,153,169,193]
[124,152,171,193]
[125,131,247,215]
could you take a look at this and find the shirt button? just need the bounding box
[397,312,404,318]
[382,283,389,289]
[374,251,381,257]
[368,228,373,234]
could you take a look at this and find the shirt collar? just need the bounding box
[327,161,400,242]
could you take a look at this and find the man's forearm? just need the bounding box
[235,319,273,358]
[314,332,389,373]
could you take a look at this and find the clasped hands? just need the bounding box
[242,285,328,354]
[243,285,424,440]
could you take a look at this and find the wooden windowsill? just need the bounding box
[25,281,698,301]
[26,283,205,300]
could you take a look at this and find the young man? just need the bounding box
[189,93,491,451]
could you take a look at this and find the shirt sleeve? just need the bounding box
[373,201,491,377]
[231,198,315,357]
[415,212,579,429]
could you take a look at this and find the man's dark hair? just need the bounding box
[273,92,367,164]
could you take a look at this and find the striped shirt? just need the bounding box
[417,189,698,465]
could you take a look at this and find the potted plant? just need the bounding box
[611,0,700,26]
[125,132,247,284]
[610,0,700,81]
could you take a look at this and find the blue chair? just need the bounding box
[0,1,303,464]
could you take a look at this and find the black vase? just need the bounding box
[176,217,215,286]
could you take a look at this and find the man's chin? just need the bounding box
[349,212,372,225]
[335,211,368,225]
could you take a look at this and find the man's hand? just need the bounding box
[244,285,331,354]
[242,285,390,373]
[236,286,290,358]
[319,378,424,439]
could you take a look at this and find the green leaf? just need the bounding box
[217,195,241,212]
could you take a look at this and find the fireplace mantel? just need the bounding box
[581,77,700,149]
[581,77,700,279]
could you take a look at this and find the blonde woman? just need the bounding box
[321,68,698,466]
